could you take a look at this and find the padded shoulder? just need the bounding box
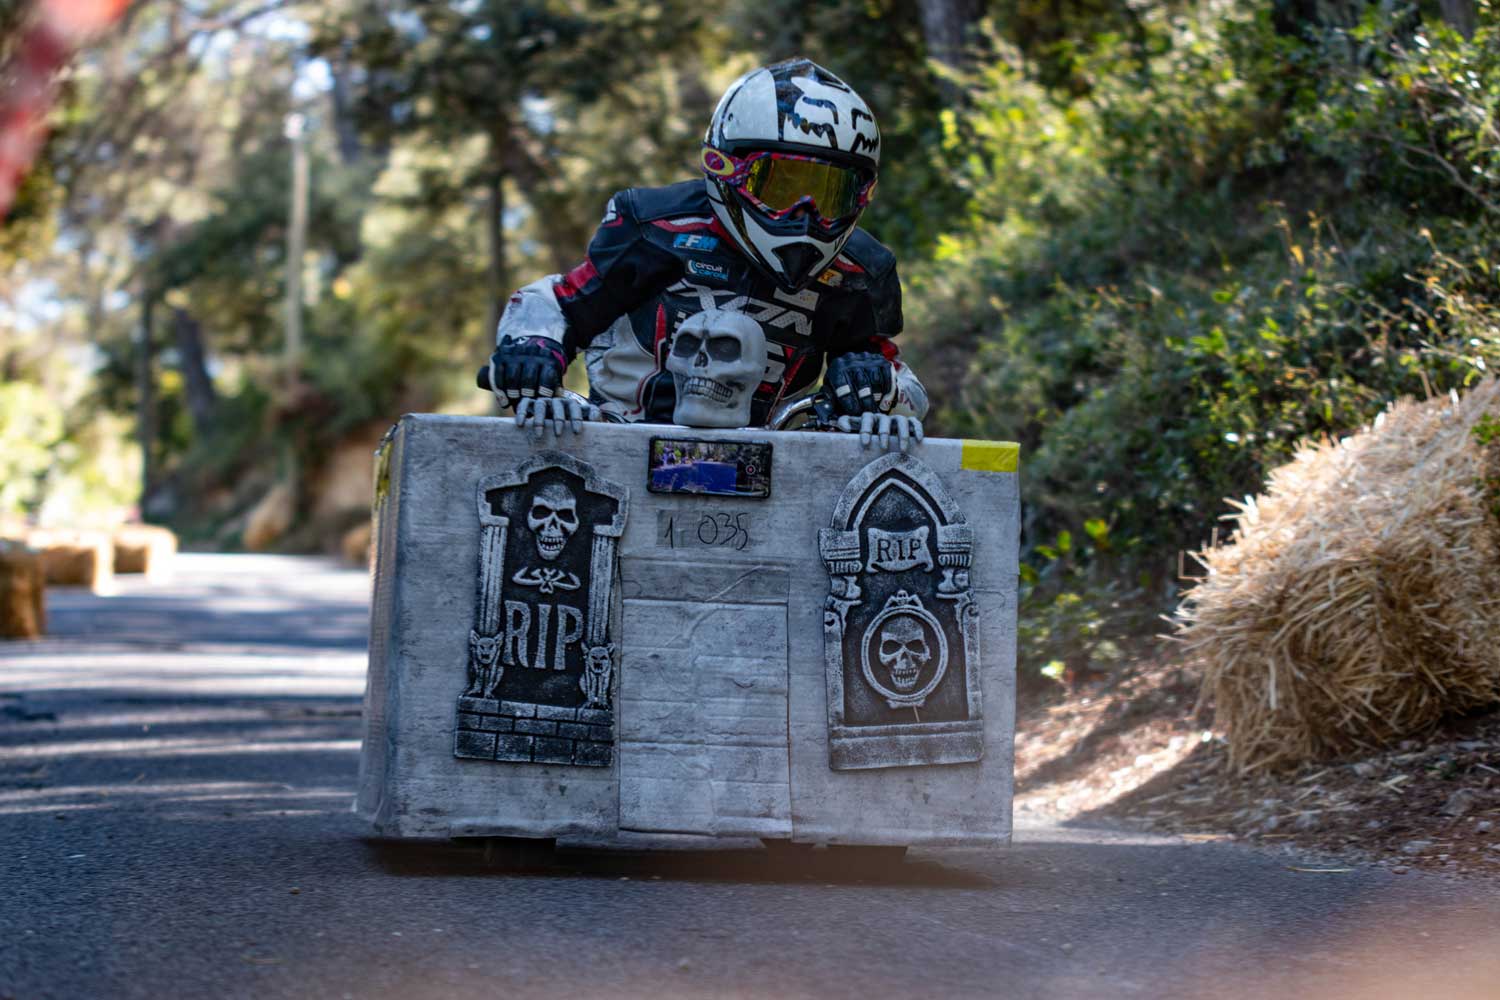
[624,180,714,222]
[838,227,897,278]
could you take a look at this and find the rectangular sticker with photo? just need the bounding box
[647,437,773,499]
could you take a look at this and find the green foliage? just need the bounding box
[0,381,140,522]
[0,383,64,515]
[11,0,1500,686]
[899,3,1500,684]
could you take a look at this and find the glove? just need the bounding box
[821,351,892,416]
[486,335,568,407]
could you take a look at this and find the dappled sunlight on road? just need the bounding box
[0,780,352,818]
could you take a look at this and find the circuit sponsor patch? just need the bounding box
[817,267,844,288]
[674,233,720,252]
[686,259,730,282]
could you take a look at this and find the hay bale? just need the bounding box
[27,529,115,593]
[1177,379,1500,772]
[243,482,293,552]
[0,543,45,639]
[113,524,178,578]
[341,520,372,569]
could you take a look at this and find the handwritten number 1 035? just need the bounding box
[660,512,751,551]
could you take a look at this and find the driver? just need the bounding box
[485,58,928,447]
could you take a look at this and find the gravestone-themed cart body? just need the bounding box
[356,415,1019,849]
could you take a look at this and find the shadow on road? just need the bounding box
[362,837,999,888]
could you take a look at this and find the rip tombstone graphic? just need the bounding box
[820,452,983,770]
[455,452,628,768]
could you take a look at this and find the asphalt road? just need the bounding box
[1,554,1497,1000]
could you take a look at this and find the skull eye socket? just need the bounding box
[556,507,578,525]
[707,336,742,362]
[531,504,553,520]
[880,639,903,658]
[673,333,702,358]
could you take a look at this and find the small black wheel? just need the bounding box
[481,836,556,870]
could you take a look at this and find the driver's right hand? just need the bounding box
[486,335,568,408]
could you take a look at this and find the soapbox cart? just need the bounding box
[355,406,1019,858]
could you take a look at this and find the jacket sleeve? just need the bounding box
[553,191,683,358]
[493,191,683,361]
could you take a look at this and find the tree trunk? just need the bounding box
[1439,0,1477,38]
[329,42,364,166]
[917,0,982,73]
[496,122,592,273]
[137,294,156,507]
[483,147,507,348]
[171,306,217,431]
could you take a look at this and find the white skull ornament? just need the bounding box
[527,483,578,561]
[878,614,931,692]
[666,310,768,428]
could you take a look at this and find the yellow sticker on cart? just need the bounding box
[960,440,1020,473]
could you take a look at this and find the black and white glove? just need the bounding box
[480,335,592,437]
[821,350,892,416]
[487,335,567,405]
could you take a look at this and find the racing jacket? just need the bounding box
[495,180,928,426]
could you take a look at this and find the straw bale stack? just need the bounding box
[244,482,293,552]
[113,524,178,578]
[341,520,372,569]
[0,542,45,639]
[1177,379,1500,772]
[27,529,115,593]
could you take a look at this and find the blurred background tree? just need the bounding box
[2,0,1496,686]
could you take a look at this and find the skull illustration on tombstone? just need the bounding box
[666,310,768,428]
[527,483,578,561]
[878,614,931,692]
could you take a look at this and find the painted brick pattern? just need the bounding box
[454,696,613,766]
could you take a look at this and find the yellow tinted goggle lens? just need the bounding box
[742,156,864,218]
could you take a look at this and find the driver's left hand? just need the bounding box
[821,351,892,416]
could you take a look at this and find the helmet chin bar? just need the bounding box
[707,180,850,293]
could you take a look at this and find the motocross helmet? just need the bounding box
[702,58,880,293]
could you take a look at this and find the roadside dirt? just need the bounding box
[1013,659,1500,876]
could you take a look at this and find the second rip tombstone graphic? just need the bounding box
[356,415,1019,853]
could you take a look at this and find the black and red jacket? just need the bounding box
[499,180,914,427]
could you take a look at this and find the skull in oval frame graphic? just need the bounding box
[860,590,948,709]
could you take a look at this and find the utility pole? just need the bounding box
[283,112,309,384]
[136,292,155,515]
[282,111,311,522]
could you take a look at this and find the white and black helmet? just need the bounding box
[702,58,881,292]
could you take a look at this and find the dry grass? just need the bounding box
[1176,379,1500,773]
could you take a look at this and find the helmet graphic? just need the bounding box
[702,58,880,292]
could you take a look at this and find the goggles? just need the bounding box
[702,146,876,228]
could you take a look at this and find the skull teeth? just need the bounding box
[683,377,733,403]
[889,663,920,690]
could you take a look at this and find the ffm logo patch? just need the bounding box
[674,233,720,252]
